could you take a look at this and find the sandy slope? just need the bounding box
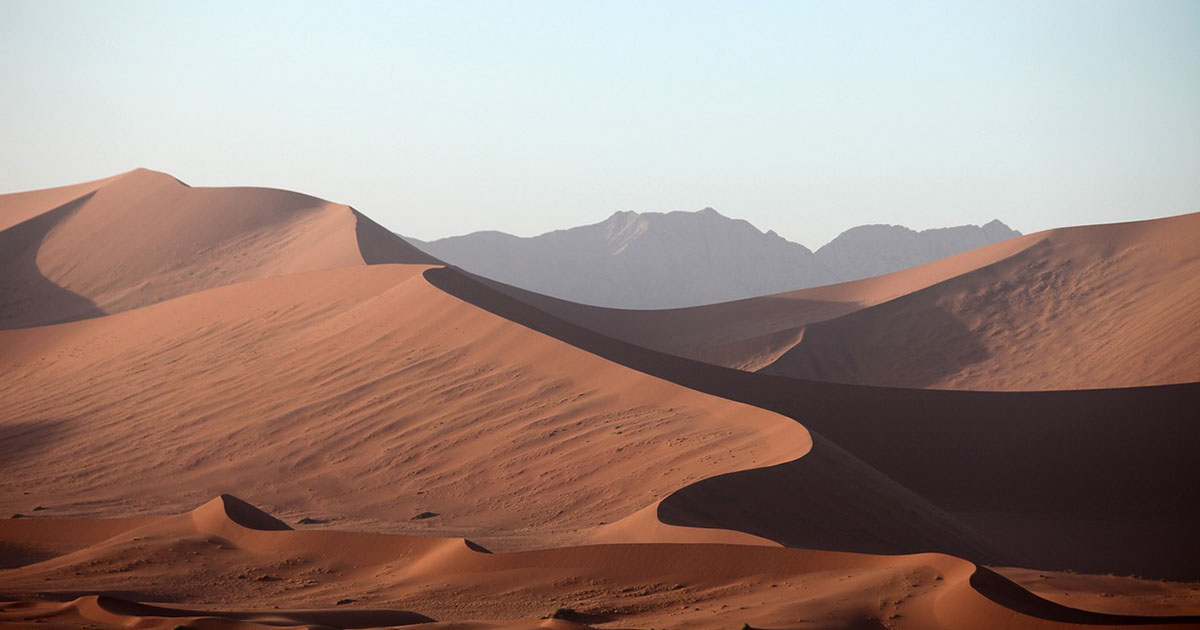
[0,168,434,328]
[2,172,1197,628]
[492,214,1200,391]
[0,262,1001,561]
[483,232,1041,370]
[763,213,1200,389]
[431,268,1200,580]
[2,496,1196,630]
[0,264,795,544]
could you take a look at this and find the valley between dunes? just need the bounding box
[1,170,1198,629]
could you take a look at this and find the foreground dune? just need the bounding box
[0,264,795,544]
[1,496,1196,630]
[0,262,1003,561]
[425,266,1200,580]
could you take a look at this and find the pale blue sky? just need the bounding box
[2,0,1197,247]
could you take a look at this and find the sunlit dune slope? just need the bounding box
[0,168,434,328]
[0,263,994,560]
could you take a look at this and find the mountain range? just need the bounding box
[405,208,1021,308]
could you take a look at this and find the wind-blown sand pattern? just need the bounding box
[2,171,1197,629]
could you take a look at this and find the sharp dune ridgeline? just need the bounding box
[1,170,1197,629]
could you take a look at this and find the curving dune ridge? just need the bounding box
[1,170,1197,629]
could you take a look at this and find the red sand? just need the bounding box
[2,171,1197,629]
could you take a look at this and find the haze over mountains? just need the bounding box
[1,170,1197,629]
[406,208,1021,308]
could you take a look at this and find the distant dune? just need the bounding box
[3,496,1197,630]
[0,168,433,328]
[763,213,1200,389]
[505,214,1200,390]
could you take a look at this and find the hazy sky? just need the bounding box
[2,1,1197,248]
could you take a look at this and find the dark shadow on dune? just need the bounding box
[211,494,292,531]
[764,302,990,387]
[423,266,1200,581]
[0,192,105,329]
[658,432,1004,562]
[353,209,442,265]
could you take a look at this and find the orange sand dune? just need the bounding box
[2,496,1196,630]
[492,213,1200,391]
[424,267,1200,580]
[763,213,1200,389]
[0,263,998,561]
[3,173,1197,627]
[482,231,1040,370]
[0,168,434,328]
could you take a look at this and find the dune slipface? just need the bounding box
[1,172,1197,629]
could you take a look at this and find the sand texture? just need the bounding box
[2,171,1197,629]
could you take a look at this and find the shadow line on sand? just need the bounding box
[0,191,105,329]
[422,265,1200,582]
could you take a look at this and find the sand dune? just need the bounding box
[427,266,1200,579]
[763,213,1200,389]
[495,213,1200,391]
[481,231,1041,370]
[2,496,1196,630]
[0,168,434,328]
[0,261,1011,563]
[2,173,1196,628]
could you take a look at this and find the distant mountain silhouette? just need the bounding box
[404,209,1021,308]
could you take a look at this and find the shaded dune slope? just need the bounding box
[425,266,1200,580]
[2,496,1196,630]
[0,168,435,328]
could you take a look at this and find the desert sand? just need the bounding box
[1,170,1197,629]
[504,214,1200,390]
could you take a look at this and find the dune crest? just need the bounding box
[0,168,436,328]
[190,494,293,535]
